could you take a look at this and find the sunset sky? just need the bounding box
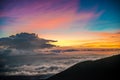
[0,0,120,48]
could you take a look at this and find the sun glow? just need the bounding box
[51,40,82,46]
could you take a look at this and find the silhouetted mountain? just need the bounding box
[46,54,120,80]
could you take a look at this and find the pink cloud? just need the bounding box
[1,0,102,35]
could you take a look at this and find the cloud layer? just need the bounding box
[0,53,106,76]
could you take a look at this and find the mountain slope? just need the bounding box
[46,54,120,80]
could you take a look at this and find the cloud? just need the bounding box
[116,31,120,34]
[78,31,120,48]
[0,0,101,36]
[0,32,57,50]
[2,64,65,76]
[0,49,107,76]
[50,49,79,54]
[63,49,79,52]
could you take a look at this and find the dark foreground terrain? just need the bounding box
[0,54,120,80]
[47,54,120,80]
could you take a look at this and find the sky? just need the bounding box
[0,0,120,48]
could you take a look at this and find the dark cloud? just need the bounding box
[51,50,62,53]
[0,32,57,50]
[116,31,120,34]
[63,49,79,52]
[0,49,12,56]
[50,49,79,53]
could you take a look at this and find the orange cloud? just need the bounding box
[79,31,120,48]
[45,31,120,48]
[81,41,120,48]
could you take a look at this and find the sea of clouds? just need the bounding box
[0,51,107,76]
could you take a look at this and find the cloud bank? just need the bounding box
[0,32,57,50]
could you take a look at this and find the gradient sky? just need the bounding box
[0,0,120,48]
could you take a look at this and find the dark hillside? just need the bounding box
[46,54,120,80]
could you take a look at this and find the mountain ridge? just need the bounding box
[46,54,120,80]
